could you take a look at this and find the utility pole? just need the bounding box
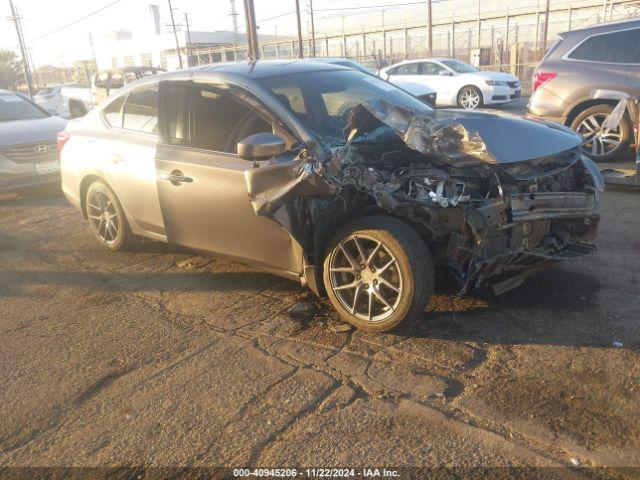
[88,33,97,67]
[295,0,304,58]
[426,0,433,57]
[243,0,260,60]
[541,0,550,53]
[167,0,183,69]
[309,0,316,57]
[8,0,33,96]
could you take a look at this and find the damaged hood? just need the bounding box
[346,100,583,165]
[434,110,582,163]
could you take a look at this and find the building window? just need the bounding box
[160,52,168,70]
[141,53,153,67]
[111,58,118,68]
[123,55,134,67]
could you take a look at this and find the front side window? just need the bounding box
[188,86,272,153]
[123,85,158,134]
[103,96,125,127]
[568,28,640,63]
[0,93,49,122]
[260,70,432,147]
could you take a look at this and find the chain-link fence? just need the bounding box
[189,0,640,95]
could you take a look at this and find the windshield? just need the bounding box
[441,59,478,73]
[0,93,49,122]
[259,70,432,148]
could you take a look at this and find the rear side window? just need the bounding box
[568,28,640,63]
[389,63,419,75]
[189,86,271,153]
[123,85,158,134]
[103,96,125,127]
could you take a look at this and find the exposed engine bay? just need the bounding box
[244,100,603,295]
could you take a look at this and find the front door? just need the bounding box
[154,81,304,275]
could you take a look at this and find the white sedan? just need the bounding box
[379,58,521,109]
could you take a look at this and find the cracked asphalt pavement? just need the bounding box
[1,185,639,477]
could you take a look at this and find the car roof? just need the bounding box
[560,17,640,38]
[189,59,351,79]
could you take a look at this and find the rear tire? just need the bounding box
[571,104,631,162]
[322,215,434,332]
[85,180,138,251]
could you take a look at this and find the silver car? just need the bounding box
[60,61,603,332]
[0,90,67,192]
[528,18,640,162]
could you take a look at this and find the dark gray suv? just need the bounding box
[528,19,640,161]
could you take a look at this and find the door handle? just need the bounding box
[159,170,193,186]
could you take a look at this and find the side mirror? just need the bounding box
[237,132,286,161]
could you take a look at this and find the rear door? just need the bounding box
[106,84,165,237]
[154,81,304,274]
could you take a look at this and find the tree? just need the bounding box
[0,50,21,90]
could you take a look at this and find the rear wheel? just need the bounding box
[85,180,137,251]
[322,216,434,332]
[571,104,631,162]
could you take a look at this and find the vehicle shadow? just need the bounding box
[391,266,622,349]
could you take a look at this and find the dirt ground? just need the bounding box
[0,183,638,479]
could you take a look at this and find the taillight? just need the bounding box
[57,132,70,152]
[533,71,557,92]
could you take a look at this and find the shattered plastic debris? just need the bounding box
[570,458,581,466]
[612,341,624,348]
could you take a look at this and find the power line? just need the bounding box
[27,0,124,43]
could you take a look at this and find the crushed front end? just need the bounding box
[244,99,603,295]
[321,101,603,294]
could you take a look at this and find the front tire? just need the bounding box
[85,180,137,251]
[322,216,434,332]
[457,85,483,109]
[571,104,631,162]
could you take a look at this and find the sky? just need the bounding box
[0,0,408,67]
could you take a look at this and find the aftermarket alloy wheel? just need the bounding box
[323,216,434,332]
[85,180,137,251]
[571,104,631,162]
[457,86,483,110]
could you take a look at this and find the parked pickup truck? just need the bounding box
[33,84,93,119]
